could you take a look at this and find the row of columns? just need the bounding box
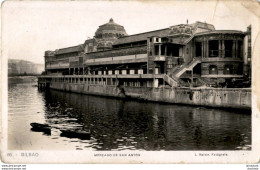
[201,40,242,58]
[69,67,84,75]
[69,68,145,75]
[52,77,158,87]
[54,77,115,85]
[152,44,168,56]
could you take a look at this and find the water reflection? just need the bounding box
[42,88,251,150]
[8,79,251,150]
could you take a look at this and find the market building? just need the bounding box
[44,19,251,88]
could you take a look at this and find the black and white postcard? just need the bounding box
[1,0,260,164]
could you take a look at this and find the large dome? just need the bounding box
[95,18,128,39]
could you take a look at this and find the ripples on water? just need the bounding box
[8,77,251,150]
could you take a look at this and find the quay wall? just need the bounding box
[50,82,251,109]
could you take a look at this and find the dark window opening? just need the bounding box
[161,45,165,55]
[224,40,233,58]
[149,68,153,74]
[155,45,159,55]
[224,64,233,74]
[195,42,202,57]
[173,46,179,57]
[209,65,218,74]
[162,37,168,42]
[167,46,180,57]
[237,64,243,74]
[159,63,165,74]
[193,64,201,75]
[209,40,219,57]
[166,46,171,56]
[237,41,243,59]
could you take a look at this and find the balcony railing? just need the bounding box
[153,56,166,61]
[84,54,147,65]
[202,57,242,62]
[208,50,233,58]
[86,45,147,59]
[209,50,219,57]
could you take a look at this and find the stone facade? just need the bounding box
[193,31,245,83]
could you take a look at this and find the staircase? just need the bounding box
[163,74,178,87]
[164,58,202,87]
[171,58,201,78]
[197,77,208,85]
[163,74,189,87]
[168,65,181,77]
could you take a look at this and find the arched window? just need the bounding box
[224,64,233,74]
[209,65,218,74]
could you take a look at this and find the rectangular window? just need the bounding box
[209,40,219,57]
[195,42,202,57]
[224,40,232,58]
[155,45,159,55]
[238,41,243,59]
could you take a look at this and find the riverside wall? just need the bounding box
[50,82,251,109]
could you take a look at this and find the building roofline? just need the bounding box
[117,28,170,40]
[56,44,83,51]
[194,30,245,36]
[114,21,217,45]
[55,44,84,55]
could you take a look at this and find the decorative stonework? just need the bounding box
[169,24,193,35]
[97,40,114,49]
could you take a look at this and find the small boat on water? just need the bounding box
[60,129,91,140]
[30,122,91,139]
[30,122,51,135]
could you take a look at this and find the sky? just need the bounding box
[2,0,259,64]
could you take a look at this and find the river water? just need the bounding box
[8,77,251,150]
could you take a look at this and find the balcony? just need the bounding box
[201,74,243,78]
[153,56,166,61]
[84,54,147,66]
[46,63,69,69]
[202,57,243,62]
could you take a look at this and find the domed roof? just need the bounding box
[95,18,128,38]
